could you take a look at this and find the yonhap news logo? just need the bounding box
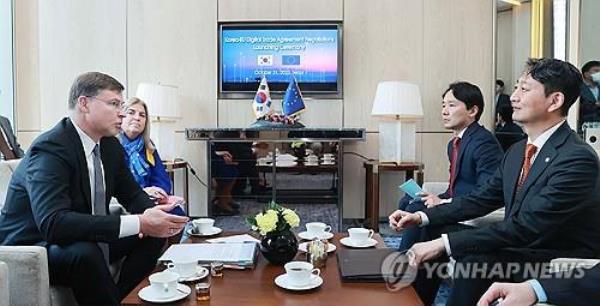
[381,251,418,291]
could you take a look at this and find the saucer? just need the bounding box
[298,231,334,240]
[177,266,209,282]
[186,226,223,237]
[274,274,323,291]
[321,162,335,165]
[339,237,378,248]
[298,241,337,253]
[138,283,191,303]
[276,161,297,167]
[304,163,319,166]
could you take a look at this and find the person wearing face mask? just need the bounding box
[119,97,172,202]
[578,60,600,133]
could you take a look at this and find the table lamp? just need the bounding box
[135,83,181,160]
[136,83,180,121]
[371,81,423,163]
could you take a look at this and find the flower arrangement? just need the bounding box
[247,201,300,236]
[290,141,305,149]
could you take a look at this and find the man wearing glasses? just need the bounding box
[0,72,189,305]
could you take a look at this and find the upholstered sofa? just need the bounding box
[0,159,79,305]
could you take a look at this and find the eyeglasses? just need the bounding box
[86,96,126,110]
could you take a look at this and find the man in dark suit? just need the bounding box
[495,105,526,152]
[389,58,600,305]
[578,60,600,132]
[478,264,600,306]
[0,72,189,305]
[0,115,24,159]
[393,82,503,251]
[495,79,511,127]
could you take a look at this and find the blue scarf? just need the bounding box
[119,133,149,187]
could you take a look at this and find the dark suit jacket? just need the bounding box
[579,83,600,124]
[0,118,154,246]
[495,94,511,116]
[539,264,600,306]
[424,122,600,258]
[495,122,526,152]
[398,122,502,207]
[0,115,24,158]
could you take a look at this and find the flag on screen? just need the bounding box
[252,76,272,119]
[282,55,301,66]
[257,55,273,66]
[282,76,305,117]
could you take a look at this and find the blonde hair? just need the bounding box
[124,97,155,152]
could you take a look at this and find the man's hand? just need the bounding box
[138,204,189,238]
[477,282,537,306]
[407,238,445,266]
[417,192,444,208]
[388,210,422,232]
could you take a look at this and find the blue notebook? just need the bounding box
[398,179,424,199]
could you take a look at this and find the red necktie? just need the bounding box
[448,137,461,197]
[517,144,538,188]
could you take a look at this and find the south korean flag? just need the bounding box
[252,76,272,119]
[257,55,273,66]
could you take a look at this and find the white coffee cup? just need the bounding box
[192,218,215,234]
[148,270,179,299]
[305,222,331,237]
[167,259,197,279]
[284,261,320,286]
[348,228,374,244]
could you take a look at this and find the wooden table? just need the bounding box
[122,233,423,306]
[364,161,424,232]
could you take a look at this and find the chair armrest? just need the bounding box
[0,246,50,306]
[461,208,505,227]
[0,261,9,306]
[109,197,130,215]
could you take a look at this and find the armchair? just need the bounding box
[0,159,126,305]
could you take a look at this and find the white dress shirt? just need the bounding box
[72,120,140,238]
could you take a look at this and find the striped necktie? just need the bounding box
[517,144,538,189]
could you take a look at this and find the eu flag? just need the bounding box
[282,77,306,116]
[282,55,301,66]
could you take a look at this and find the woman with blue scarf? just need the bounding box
[119,97,171,201]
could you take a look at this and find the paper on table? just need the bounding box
[206,234,260,244]
[159,243,257,266]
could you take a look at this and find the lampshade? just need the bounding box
[371,81,423,119]
[135,83,180,119]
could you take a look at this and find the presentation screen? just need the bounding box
[219,23,342,98]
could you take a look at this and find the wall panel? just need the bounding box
[128,0,218,216]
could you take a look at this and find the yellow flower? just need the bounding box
[256,210,278,235]
[282,209,300,227]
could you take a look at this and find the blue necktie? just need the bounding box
[93,144,109,266]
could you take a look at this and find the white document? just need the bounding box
[206,234,260,244]
[158,243,257,265]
